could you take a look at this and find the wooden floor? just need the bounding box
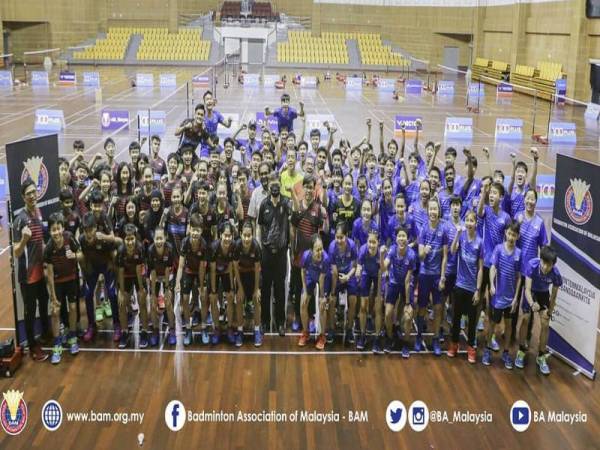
[0,66,599,449]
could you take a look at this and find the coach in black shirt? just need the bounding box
[257,172,291,335]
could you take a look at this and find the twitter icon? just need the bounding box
[386,401,407,432]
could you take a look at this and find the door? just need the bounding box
[443,46,460,70]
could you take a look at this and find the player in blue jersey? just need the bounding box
[448,211,483,363]
[382,227,417,357]
[355,230,384,351]
[329,223,358,344]
[505,147,538,218]
[408,179,431,234]
[352,199,379,247]
[417,198,448,355]
[386,193,417,247]
[298,235,331,350]
[515,246,562,375]
[482,222,521,369]
[265,93,305,133]
[442,195,463,339]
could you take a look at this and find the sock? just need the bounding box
[254,325,260,331]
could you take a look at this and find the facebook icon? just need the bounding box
[165,400,186,431]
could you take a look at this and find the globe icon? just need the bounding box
[42,402,62,430]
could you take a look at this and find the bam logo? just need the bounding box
[1,390,28,435]
[564,178,593,226]
[20,156,49,200]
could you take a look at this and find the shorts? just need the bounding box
[491,305,512,323]
[335,275,357,296]
[385,282,412,306]
[152,280,171,296]
[215,273,232,293]
[359,273,379,297]
[181,271,199,296]
[122,277,141,295]
[239,271,257,301]
[304,278,331,298]
[481,266,491,292]
[521,290,550,314]
[443,273,457,296]
[417,274,442,308]
[55,279,79,304]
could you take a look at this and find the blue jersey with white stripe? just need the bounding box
[516,212,548,274]
[526,258,562,292]
[444,219,462,275]
[408,201,429,234]
[386,245,417,285]
[418,221,448,275]
[386,214,417,245]
[482,205,511,267]
[328,238,357,275]
[491,243,521,309]
[301,250,330,286]
[358,244,380,277]
[352,218,379,248]
[455,231,483,292]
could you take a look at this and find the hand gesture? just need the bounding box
[65,247,76,260]
[489,284,496,298]
[424,244,432,255]
[482,147,490,159]
[530,147,539,161]
[438,278,445,291]
[462,147,472,158]
[21,225,32,243]
[379,121,384,131]
[366,118,372,127]
[472,290,480,305]
[434,142,441,152]
[415,118,422,130]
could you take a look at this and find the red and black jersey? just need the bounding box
[112,189,131,222]
[150,156,167,177]
[233,238,262,273]
[161,177,182,207]
[43,231,80,283]
[79,234,116,272]
[188,203,216,243]
[180,236,208,275]
[209,240,236,275]
[181,168,194,186]
[291,200,325,265]
[115,217,141,241]
[166,206,188,255]
[116,242,145,279]
[214,202,236,231]
[93,211,113,236]
[239,190,252,223]
[137,185,158,213]
[62,208,80,236]
[73,181,90,216]
[13,207,45,284]
[147,242,175,277]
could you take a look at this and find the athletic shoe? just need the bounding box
[149,332,159,348]
[383,337,393,354]
[201,329,210,345]
[515,350,526,369]
[346,329,355,344]
[112,326,121,343]
[183,329,192,346]
[490,334,500,352]
[298,331,309,347]
[372,337,383,354]
[168,330,177,346]
[414,336,423,352]
[95,306,104,324]
[356,334,366,351]
[68,338,79,355]
[366,317,375,334]
[401,345,410,359]
[158,295,165,310]
[467,346,477,364]
[254,329,263,347]
[537,354,550,375]
[227,328,236,345]
[326,330,334,344]
[447,342,458,358]
[477,313,485,331]
[103,300,112,318]
[211,331,220,345]
[432,338,442,356]
[83,326,96,343]
[31,345,49,362]
[308,319,316,334]
[502,351,513,370]
[139,331,149,349]
[50,346,62,365]
[118,332,129,349]
[460,315,466,330]
[235,331,243,347]
[192,310,200,328]
[291,319,301,332]
[315,334,326,350]
[482,348,492,366]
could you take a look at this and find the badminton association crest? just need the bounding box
[564,178,593,226]
[1,390,28,435]
[20,156,49,199]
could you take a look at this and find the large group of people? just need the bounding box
[14,90,562,376]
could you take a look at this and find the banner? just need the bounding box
[377,78,396,92]
[444,117,473,140]
[548,154,600,379]
[555,79,567,105]
[503,174,555,211]
[437,80,454,95]
[137,110,166,135]
[496,82,513,97]
[0,70,13,87]
[549,122,576,144]
[305,114,336,141]
[300,76,317,88]
[256,112,278,133]
[584,102,600,121]
[58,71,76,86]
[31,71,49,86]
[346,77,363,90]
[83,71,100,87]
[101,109,130,131]
[192,74,210,88]
[136,73,154,87]
[468,82,484,97]
[159,73,177,88]
[243,73,260,87]
[394,115,422,138]
[495,118,523,141]
[263,74,279,87]
[7,134,61,345]
[34,109,65,133]
[405,79,423,94]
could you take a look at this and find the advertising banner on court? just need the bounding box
[0,70,13,87]
[192,74,210,88]
[0,164,7,199]
[496,82,513,97]
[548,122,576,144]
[495,118,523,141]
[305,114,336,141]
[137,110,166,135]
[159,73,177,88]
[31,71,49,86]
[58,71,76,86]
[136,73,154,87]
[394,115,422,138]
[444,117,473,140]
[263,74,279,87]
[101,109,129,131]
[584,102,600,121]
[300,76,317,88]
[83,71,100,87]
[377,78,396,91]
[405,79,423,94]
[243,73,260,87]
[217,113,240,138]
[346,77,363,90]
[34,109,65,133]
[548,154,600,379]
[437,80,454,95]
[555,79,567,104]
[6,134,61,345]
[468,82,485,97]
[256,112,278,133]
[503,174,555,210]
